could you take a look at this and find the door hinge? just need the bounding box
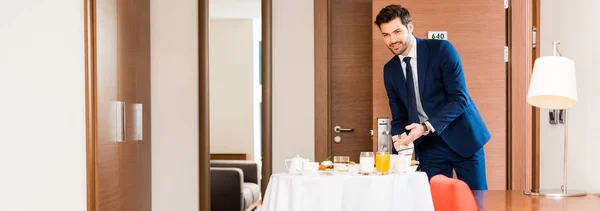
[504,0,508,9]
[504,46,509,63]
[532,26,537,49]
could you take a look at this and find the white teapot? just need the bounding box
[284,155,308,174]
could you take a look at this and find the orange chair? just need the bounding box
[429,175,479,211]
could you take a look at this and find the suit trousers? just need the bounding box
[415,133,488,190]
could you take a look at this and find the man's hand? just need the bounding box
[392,135,405,150]
[399,123,425,145]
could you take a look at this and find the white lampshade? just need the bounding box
[527,56,578,109]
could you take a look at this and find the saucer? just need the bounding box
[390,166,419,174]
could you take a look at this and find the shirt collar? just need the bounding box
[398,35,417,61]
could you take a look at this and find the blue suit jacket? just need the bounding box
[383,37,491,157]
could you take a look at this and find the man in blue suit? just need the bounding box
[375,4,491,190]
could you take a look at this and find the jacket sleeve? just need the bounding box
[384,69,408,136]
[428,41,468,134]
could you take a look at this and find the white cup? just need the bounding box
[390,154,400,172]
[348,164,360,175]
[359,153,375,173]
[303,161,319,172]
[397,155,411,173]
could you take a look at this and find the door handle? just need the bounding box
[115,101,126,142]
[334,126,354,133]
[133,103,143,141]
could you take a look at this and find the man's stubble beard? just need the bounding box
[388,35,412,56]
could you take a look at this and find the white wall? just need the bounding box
[209,19,257,161]
[210,0,261,19]
[151,0,199,210]
[540,0,600,193]
[272,0,315,174]
[0,1,87,210]
[252,18,262,164]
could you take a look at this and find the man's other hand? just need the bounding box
[399,123,424,145]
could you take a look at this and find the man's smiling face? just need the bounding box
[379,17,414,56]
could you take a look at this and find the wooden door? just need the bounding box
[96,0,121,210]
[94,0,151,210]
[328,0,374,163]
[118,0,151,210]
[371,0,507,190]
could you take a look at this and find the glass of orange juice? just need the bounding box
[375,151,390,174]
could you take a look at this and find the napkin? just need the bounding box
[393,132,414,155]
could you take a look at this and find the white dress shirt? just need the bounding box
[396,36,435,134]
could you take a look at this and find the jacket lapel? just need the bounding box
[416,37,428,97]
[390,56,408,107]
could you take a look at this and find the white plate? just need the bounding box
[390,166,419,174]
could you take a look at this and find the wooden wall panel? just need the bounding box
[371,0,393,152]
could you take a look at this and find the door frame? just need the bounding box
[84,0,97,210]
[199,0,273,211]
[314,0,332,163]
[314,0,536,190]
[531,0,541,191]
[507,0,535,191]
[85,0,274,210]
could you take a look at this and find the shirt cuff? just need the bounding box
[425,121,435,133]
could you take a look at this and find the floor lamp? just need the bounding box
[524,41,586,197]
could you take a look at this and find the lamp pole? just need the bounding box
[554,42,569,195]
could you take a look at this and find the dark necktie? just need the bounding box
[403,57,420,125]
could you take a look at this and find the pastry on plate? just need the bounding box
[320,160,333,170]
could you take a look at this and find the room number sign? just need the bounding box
[428,31,448,40]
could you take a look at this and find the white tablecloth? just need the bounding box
[261,172,434,211]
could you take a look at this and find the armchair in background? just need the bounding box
[210,160,261,211]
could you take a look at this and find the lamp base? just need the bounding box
[524,189,587,197]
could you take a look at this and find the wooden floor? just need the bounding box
[255,190,599,210]
[474,191,600,211]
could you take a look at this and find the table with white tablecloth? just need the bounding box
[260,172,434,211]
